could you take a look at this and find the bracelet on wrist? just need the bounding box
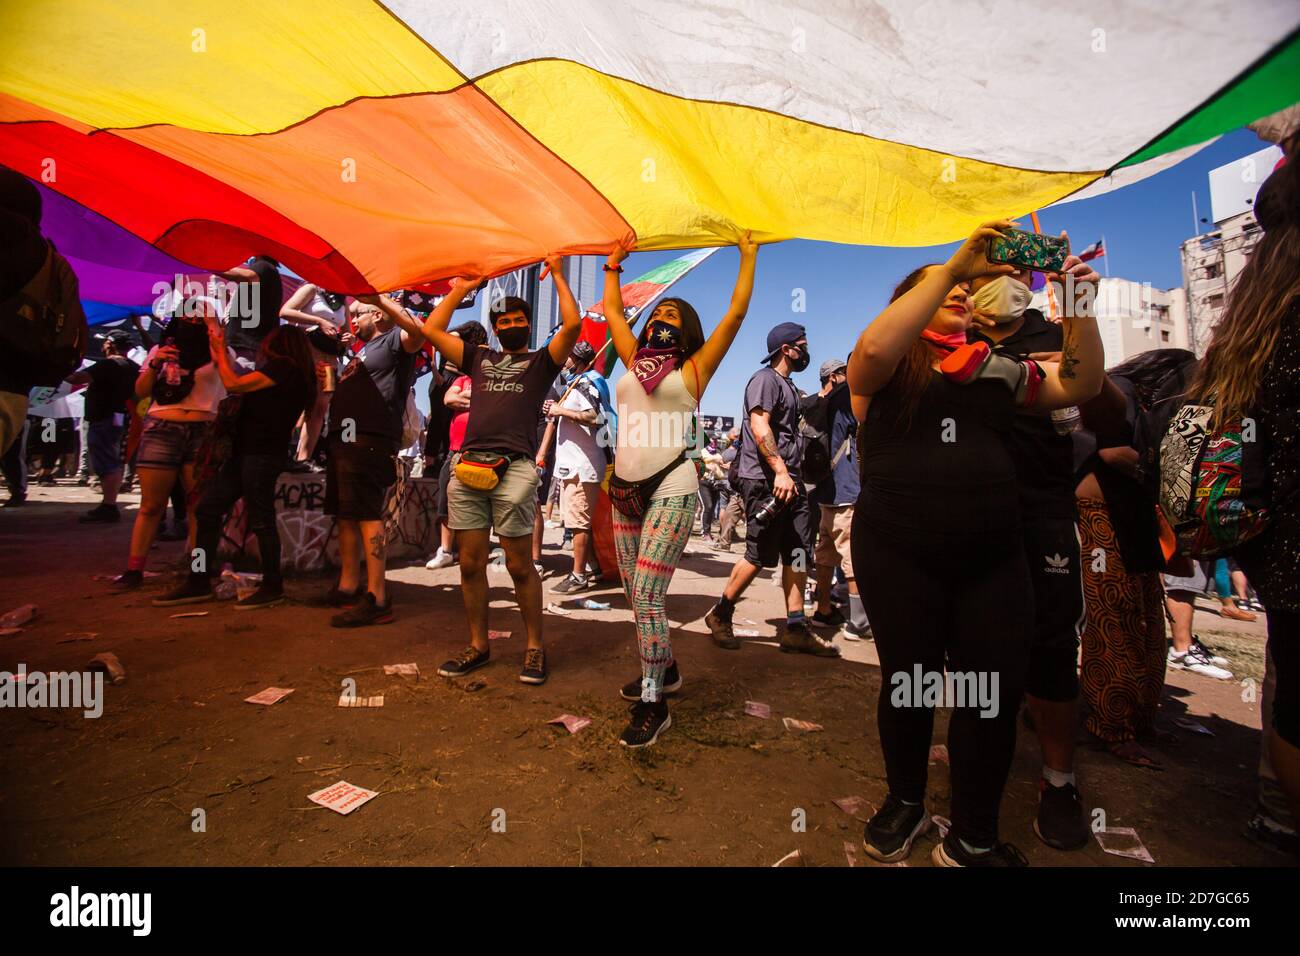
[602,263,623,274]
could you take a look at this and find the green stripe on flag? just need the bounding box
[1119,29,1300,169]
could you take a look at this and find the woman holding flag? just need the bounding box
[604,231,758,748]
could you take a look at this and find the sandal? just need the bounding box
[1106,739,1163,770]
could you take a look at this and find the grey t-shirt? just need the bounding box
[737,366,803,481]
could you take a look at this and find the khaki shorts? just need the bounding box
[815,503,855,580]
[560,476,600,531]
[447,455,538,539]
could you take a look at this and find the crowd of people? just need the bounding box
[2,127,1297,868]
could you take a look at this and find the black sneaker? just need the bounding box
[932,832,1029,867]
[519,647,548,685]
[330,592,393,628]
[234,582,285,610]
[2,495,26,508]
[619,700,671,748]
[1033,780,1090,851]
[109,569,144,591]
[151,576,214,607]
[840,620,873,642]
[620,662,683,701]
[863,795,931,863]
[438,645,490,678]
[314,585,362,608]
[79,503,120,524]
[779,620,841,658]
[551,572,597,594]
[811,607,846,628]
[705,606,740,650]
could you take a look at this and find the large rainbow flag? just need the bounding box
[3,2,1298,294]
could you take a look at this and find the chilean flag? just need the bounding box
[1078,239,1106,262]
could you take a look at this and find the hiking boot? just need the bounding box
[109,569,144,591]
[811,606,846,628]
[551,572,598,595]
[519,647,548,685]
[620,662,683,701]
[151,576,214,607]
[1034,780,1090,851]
[438,645,490,678]
[932,832,1029,867]
[863,795,931,863]
[705,606,740,650]
[619,700,672,748]
[234,582,285,610]
[330,592,393,628]
[779,620,841,658]
[79,503,120,524]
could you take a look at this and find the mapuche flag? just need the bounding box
[578,248,718,375]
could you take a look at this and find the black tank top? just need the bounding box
[856,371,1021,546]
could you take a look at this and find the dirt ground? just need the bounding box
[0,481,1291,867]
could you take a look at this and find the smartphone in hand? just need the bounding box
[987,229,1069,272]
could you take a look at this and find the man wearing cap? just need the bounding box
[546,339,613,594]
[705,322,839,658]
[65,330,139,523]
[808,357,871,640]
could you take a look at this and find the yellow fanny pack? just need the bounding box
[453,450,511,490]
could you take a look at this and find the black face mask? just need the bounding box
[787,345,810,373]
[496,325,530,351]
[645,319,682,351]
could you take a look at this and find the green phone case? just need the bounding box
[987,229,1069,272]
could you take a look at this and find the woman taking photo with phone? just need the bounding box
[109,296,233,590]
[846,220,1103,866]
[605,231,758,748]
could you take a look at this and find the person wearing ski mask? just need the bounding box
[966,244,1093,854]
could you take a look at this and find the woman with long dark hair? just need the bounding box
[1188,141,1300,827]
[846,221,1104,866]
[605,232,757,748]
[152,321,316,608]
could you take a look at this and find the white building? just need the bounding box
[470,256,601,350]
[1179,144,1279,354]
[1030,278,1189,369]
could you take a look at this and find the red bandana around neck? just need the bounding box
[921,328,968,351]
[630,346,682,394]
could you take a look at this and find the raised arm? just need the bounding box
[686,231,758,400]
[203,315,276,393]
[280,282,331,329]
[363,293,430,354]
[545,255,583,367]
[1029,253,1105,410]
[413,278,481,370]
[603,236,640,369]
[848,220,1015,409]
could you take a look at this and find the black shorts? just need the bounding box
[738,477,814,570]
[325,436,397,522]
[1023,513,1085,702]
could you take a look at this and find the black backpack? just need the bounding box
[0,241,88,386]
[799,385,837,486]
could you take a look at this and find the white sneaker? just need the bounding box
[544,520,561,529]
[1168,645,1233,680]
[425,549,455,570]
[1191,637,1229,666]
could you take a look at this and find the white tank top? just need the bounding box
[305,291,345,328]
[614,365,699,499]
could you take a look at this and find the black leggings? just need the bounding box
[853,514,1032,847]
[193,452,284,585]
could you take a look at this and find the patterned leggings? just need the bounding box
[612,493,696,702]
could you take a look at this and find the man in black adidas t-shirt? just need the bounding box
[416,259,583,686]
[323,293,427,628]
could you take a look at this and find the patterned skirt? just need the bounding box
[1077,498,1168,743]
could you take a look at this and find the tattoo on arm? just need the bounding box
[1059,334,1079,380]
[756,430,781,465]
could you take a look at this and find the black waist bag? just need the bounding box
[608,452,687,519]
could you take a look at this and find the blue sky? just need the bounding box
[586,127,1270,425]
